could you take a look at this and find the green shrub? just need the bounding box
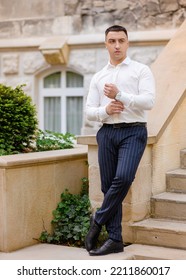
[39,178,91,247]
[39,177,108,248]
[0,84,38,155]
[0,83,76,156]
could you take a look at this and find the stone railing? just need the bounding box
[0,146,88,252]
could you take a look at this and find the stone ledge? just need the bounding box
[69,29,177,46]
[0,145,87,168]
[0,29,177,50]
[77,135,156,145]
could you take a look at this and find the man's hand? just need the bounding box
[106,100,124,115]
[104,83,119,99]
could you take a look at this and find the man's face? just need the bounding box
[105,31,129,65]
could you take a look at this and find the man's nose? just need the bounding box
[115,41,120,48]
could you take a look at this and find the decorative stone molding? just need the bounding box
[0,29,176,51]
[2,54,19,74]
[39,37,69,65]
[23,52,47,74]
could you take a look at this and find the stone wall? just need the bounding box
[0,146,88,252]
[0,0,185,38]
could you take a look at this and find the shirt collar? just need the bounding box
[107,56,131,69]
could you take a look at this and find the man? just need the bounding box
[85,25,155,256]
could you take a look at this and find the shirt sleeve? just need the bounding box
[85,74,109,122]
[119,66,155,110]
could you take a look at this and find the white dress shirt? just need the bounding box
[86,57,155,124]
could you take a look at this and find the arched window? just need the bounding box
[39,70,84,135]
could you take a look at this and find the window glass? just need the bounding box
[44,97,61,132]
[66,71,83,88]
[44,72,61,88]
[67,96,83,135]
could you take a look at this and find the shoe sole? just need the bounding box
[89,248,124,256]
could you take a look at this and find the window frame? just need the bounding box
[38,68,84,134]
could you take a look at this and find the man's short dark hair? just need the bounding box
[105,25,128,38]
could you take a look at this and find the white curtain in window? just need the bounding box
[66,71,83,88]
[67,97,83,135]
[44,72,61,88]
[44,97,61,132]
[66,71,83,134]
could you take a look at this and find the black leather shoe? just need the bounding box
[89,239,124,256]
[85,216,101,252]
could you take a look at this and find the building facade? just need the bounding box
[0,0,186,135]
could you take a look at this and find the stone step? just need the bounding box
[151,192,186,220]
[1,242,186,260]
[181,149,186,169]
[166,168,186,193]
[132,218,186,249]
[125,244,186,260]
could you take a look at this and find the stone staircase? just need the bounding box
[132,148,186,250]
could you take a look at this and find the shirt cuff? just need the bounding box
[119,91,132,107]
[98,106,109,121]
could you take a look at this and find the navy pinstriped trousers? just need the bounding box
[95,124,147,241]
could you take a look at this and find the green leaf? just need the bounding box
[38,178,92,247]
